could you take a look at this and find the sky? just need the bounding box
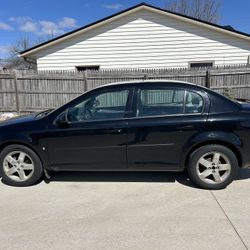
[0,0,249,59]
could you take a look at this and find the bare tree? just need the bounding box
[166,0,221,23]
[6,36,37,70]
[6,34,55,70]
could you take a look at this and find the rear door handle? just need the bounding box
[178,125,194,131]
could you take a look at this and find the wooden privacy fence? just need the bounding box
[0,66,250,113]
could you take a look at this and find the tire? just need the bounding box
[0,144,43,187]
[187,144,239,190]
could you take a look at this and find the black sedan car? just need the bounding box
[0,80,249,189]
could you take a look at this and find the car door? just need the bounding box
[46,86,133,171]
[126,84,209,171]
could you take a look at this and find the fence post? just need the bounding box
[205,70,211,88]
[13,72,20,114]
[83,71,88,92]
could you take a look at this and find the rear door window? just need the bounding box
[136,88,185,117]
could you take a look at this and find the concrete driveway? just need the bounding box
[0,169,250,250]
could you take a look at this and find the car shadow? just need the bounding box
[46,170,196,188]
[1,169,250,188]
[39,168,250,189]
[235,168,250,181]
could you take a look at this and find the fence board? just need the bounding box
[0,65,250,113]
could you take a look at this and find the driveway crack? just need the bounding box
[210,191,248,250]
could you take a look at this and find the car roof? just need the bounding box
[98,80,207,91]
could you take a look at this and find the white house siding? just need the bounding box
[36,9,250,70]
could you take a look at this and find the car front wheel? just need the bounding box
[0,145,43,186]
[188,145,239,189]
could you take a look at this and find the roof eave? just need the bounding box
[20,4,146,57]
[148,6,250,42]
[20,3,250,58]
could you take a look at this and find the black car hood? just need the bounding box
[0,113,38,127]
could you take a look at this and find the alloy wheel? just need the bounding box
[3,151,35,182]
[196,151,231,185]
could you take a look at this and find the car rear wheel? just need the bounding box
[0,145,43,186]
[188,145,239,189]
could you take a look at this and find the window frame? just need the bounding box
[66,86,135,124]
[132,85,207,119]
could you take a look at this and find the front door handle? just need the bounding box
[107,128,122,134]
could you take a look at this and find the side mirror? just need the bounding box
[56,109,70,128]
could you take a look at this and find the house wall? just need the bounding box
[36,9,250,70]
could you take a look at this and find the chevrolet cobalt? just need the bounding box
[0,80,249,189]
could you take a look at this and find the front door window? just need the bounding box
[67,89,130,122]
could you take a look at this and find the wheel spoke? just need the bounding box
[212,171,222,183]
[199,157,211,168]
[18,152,26,163]
[218,164,230,171]
[17,169,27,181]
[5,155,17,166]
[21,163,34,170]
[212,153,220,164]
[6,167,17,175]
[199,169,212,179]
